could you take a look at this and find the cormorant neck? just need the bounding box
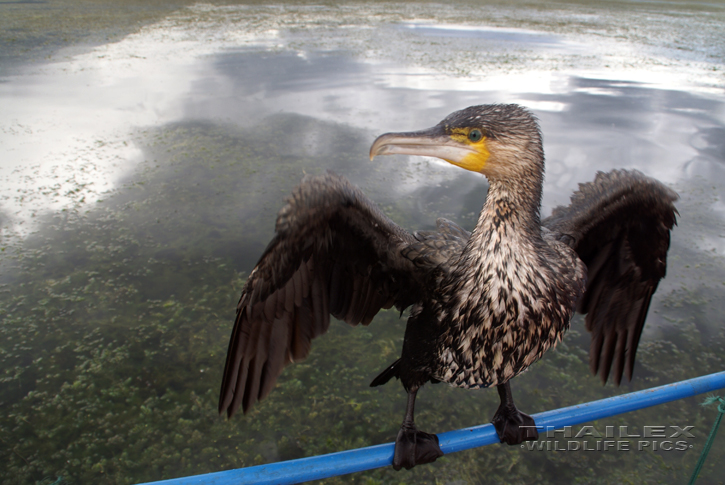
[460,143,546,266]
[474,135,545,236]
[481,175,543,235]
[451,169,544,288]
[455,173,543,279]
[447,148,546,295]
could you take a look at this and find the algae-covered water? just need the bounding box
[1,1,725,484]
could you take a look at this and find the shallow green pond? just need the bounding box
[1,1,725,484]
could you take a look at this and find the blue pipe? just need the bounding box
[138,371,725,485]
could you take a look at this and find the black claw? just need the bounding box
[393,387,444,470]
[492,407,539,445]
[393,426,444,470]
[492,381,539,445]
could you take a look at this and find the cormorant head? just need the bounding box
[370,104,543,181]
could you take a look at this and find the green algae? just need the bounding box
[1,113,724,484]
[1,1,725,483]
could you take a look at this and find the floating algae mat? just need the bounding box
[1,1,725,484]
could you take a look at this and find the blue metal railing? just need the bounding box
[139,371,725,485]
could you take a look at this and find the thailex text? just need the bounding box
[520,425,695,452]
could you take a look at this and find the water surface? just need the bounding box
[1,2,725,484]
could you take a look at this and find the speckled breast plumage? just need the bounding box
[435,197,586,389]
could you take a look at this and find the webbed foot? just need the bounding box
[393,425,444,470]
[492,381,539,445]
[491,405,539,445]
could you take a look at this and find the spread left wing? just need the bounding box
[543,170,678,385]
[219,172,427,417]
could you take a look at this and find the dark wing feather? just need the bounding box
[543,170,678,385]
[402,218,470,272]
[219,172,424,417]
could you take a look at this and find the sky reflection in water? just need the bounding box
[1,4,724,326]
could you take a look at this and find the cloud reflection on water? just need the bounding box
[1,3,723,261]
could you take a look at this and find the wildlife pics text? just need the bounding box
[522,423,697,453]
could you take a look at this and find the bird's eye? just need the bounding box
[468,129,483,142]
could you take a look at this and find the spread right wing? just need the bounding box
[219,172,426,417]
[543,170,678,385]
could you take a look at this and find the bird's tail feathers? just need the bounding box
[370,359,401,387]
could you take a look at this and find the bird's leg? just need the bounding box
[393,387,444,470]
[491,381,539,445]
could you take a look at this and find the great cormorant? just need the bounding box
[219,104,678,470]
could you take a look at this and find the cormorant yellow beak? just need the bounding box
[369,125,490,173]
